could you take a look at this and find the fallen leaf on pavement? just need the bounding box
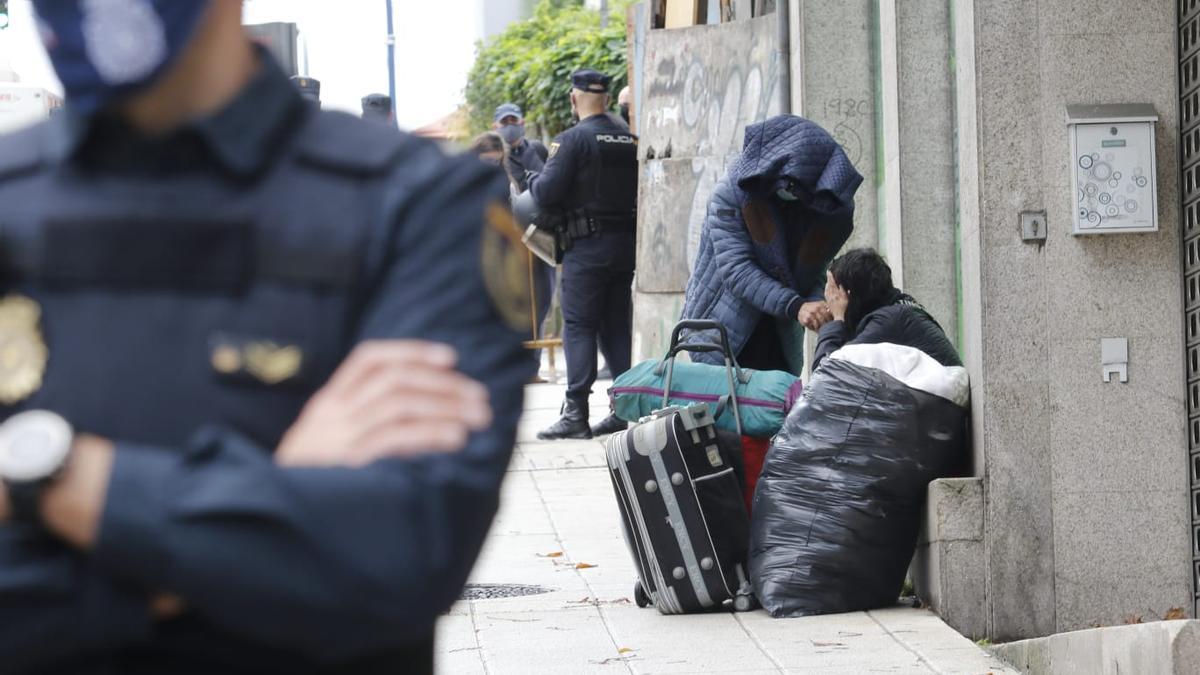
[537,551,564,558]
[618,647,635,654]
[1165,607,1187,620]
[575,562,598,569]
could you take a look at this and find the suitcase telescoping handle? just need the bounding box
[661,320,744,437]
[666,321,747,381]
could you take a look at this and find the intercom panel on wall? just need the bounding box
[1067,104,1159,235]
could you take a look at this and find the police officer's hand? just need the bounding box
[276,341,493,467]
[798,301,834,331]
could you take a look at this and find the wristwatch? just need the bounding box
[0,410,74,525]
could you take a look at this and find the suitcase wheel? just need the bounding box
[634,583,650,609]
[733,593,758,613]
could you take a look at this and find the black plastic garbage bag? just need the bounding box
[748,344,969,617]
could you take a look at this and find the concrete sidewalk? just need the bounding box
[435,383,1015,674]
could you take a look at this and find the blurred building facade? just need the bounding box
[478,0,536,40]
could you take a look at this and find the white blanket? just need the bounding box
[829,343,970,408]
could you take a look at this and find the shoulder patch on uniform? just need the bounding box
[480,201,535,333]
[548,142,560,159]
[295,111,410,175]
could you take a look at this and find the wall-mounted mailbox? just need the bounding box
[1067,104,1158,235]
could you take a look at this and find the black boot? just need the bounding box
[537,398,592,440]
[590,414,628,437]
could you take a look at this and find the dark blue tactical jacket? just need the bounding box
[679,116,862,370]
[0,54,535,674]
[528,112,638,227]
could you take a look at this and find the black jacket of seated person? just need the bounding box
[812,249,962,371]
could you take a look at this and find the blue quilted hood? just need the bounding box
[729,115,864,214]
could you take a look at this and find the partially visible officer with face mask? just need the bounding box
[0,1,536,673]
[493,102,547,193]
[362,92,393,125]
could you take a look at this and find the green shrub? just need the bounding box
[465,0,630,138]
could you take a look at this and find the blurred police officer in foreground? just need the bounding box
[493,102,546,193]
[0,1,535,673]
[530,69,637,440]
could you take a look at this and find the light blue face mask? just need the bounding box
[34,0,212,115]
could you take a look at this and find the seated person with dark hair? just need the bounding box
[814,248,962,370]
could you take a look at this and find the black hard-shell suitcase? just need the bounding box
[605,320,756,614]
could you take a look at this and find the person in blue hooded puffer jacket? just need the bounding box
[680,115,864,375]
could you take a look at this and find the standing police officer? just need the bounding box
[0,1,534,673]
[493,103,547,193]
[531,69,637,440]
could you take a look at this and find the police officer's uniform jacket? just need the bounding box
[0,52,534,673]
[529,112,638,235]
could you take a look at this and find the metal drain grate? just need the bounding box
[460,584,554,600]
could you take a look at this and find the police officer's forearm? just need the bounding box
[38,435,115,550]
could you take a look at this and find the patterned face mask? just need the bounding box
[34,0,212,115]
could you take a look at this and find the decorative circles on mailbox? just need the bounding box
[1125,199,1139,214]
[1079,154,1094,170]
[1099,192,1112,205]
[1091,162,1113,181]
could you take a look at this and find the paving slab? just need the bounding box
[436,383,1016,674]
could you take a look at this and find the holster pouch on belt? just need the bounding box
[565,208,596,240]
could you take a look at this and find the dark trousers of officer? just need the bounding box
[536,259,556,332]
[561,229,636,403]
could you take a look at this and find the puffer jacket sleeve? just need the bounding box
[707,182,802,319]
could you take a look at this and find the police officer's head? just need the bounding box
[292,77,322,108]
[493,103,526,146]
[617,86,632,125]
[33,0,241,116]
[362,93,392,123]
[569,69,612,122]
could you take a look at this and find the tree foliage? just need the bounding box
[464,0,630,138]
